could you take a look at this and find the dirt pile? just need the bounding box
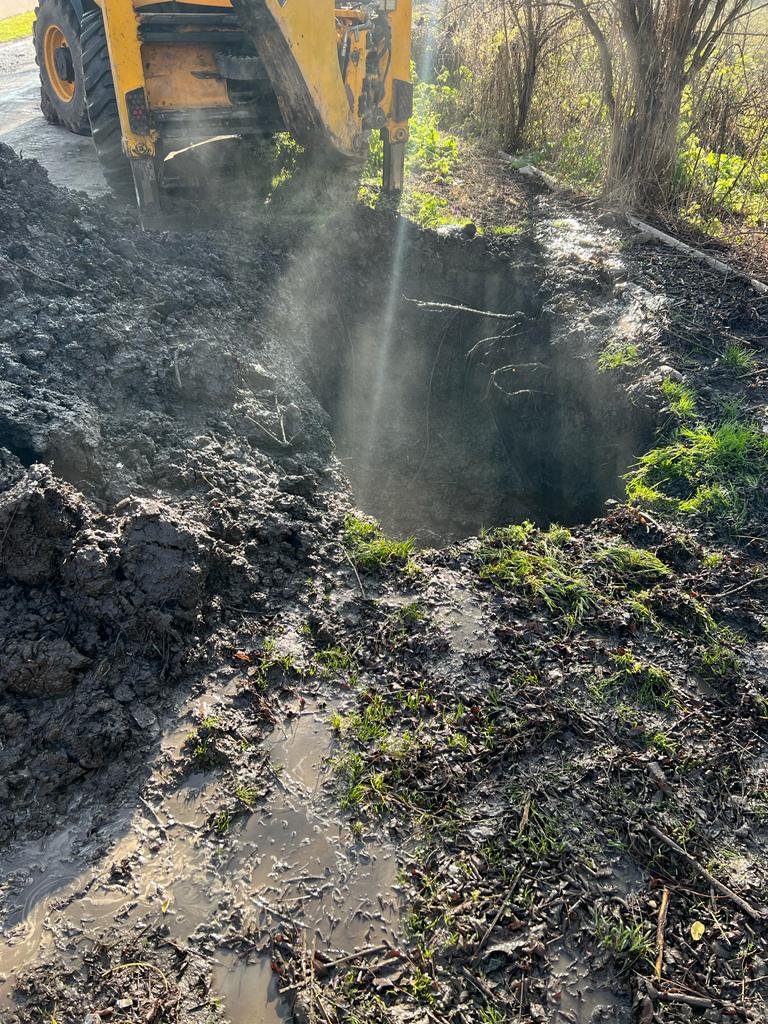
[0,143,339,843]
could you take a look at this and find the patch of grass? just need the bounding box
[316,644,354,675]
[344,515,415,571]
[626,591,660,631]
[0,11,34,42]
[269,131,302,190]
[627,420,768,530]
[447,730,469,752]
[702,551,724,568]
[397,601,424,625]
[594,907,654,964]
[234,783,260,808]
[478,522,600,620]
[697,641,741,680]
[643,730,678,754]
[334,752,393,814]
[400,190,458,229]
[722,342,755,372]
[546,524,572,546]
[598,343,640,372]
[384,602,426,648]
[484,521,536,546]
[185,717,226,769]
[661,378,698,419]
[596,544,670,584]
[479,1009,507,1024]
[608,651,675,708]
[409,967,436,1005]
[250,638,299,691]
[517,805,567,859]
[398,680,433,712]
[213,810,232,835]
[332,692,392,745]
[489,223,525,236]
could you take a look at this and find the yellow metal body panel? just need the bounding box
[143,43,229,110]
[250,0,364,154]
[133,0,233,6]
[94,0,158,158]
[384,0,412,143]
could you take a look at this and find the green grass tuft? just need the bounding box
[0,11,34,43]
[598,343,640,372]
[627,420,768,530]
[344,515,415,570]
[697,641,741,680]
[594,907,654,963]
[661,378,698,419]
[722,342,755,372]
[596,545,670,584]
[479,522,599,619]
[607,651,675,708]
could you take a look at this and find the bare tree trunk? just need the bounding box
[607,62,685,204]
[501,0,552,152]
[572,0,753,208]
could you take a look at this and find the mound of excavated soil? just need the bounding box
[0,143,339,843]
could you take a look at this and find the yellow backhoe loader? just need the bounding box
[33,0,413,208]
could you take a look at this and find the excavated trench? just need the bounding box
[305,219,657,545]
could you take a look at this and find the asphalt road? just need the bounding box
[0,35,106,194]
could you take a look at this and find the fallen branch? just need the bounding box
[102,961,170,992]
[512,162,768,297]
[626,215,768,296]
[654,886,670,981]
[18,262,78,294]
[340,543,366,600]
[717,575,768,598]
[646,823,768,921]
[515,163,561,192]
[657,991,714,1009]
[280,944,391,992]
[460,964,499,1004]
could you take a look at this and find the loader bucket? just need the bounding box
[229,0,366,159]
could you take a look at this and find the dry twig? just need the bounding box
[646,823,767,922]
[654,886,670,981]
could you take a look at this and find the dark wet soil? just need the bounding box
[1,141,768,1024]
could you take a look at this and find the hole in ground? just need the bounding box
[308,217,657,546]
[0,420,40,470]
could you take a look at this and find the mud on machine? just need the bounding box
[33,0,413,209]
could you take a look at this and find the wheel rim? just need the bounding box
[44,24,75,103]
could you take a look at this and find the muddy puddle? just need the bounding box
[547,943,630,1023]
[0,692,402,1021]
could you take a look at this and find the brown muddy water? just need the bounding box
[0,690,402,1022]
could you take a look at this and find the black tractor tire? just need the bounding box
[33,0,89,134]
[81,8,135,202]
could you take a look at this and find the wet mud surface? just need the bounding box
[1,141,768,1024]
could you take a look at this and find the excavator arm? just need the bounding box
[231,0,413,180]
